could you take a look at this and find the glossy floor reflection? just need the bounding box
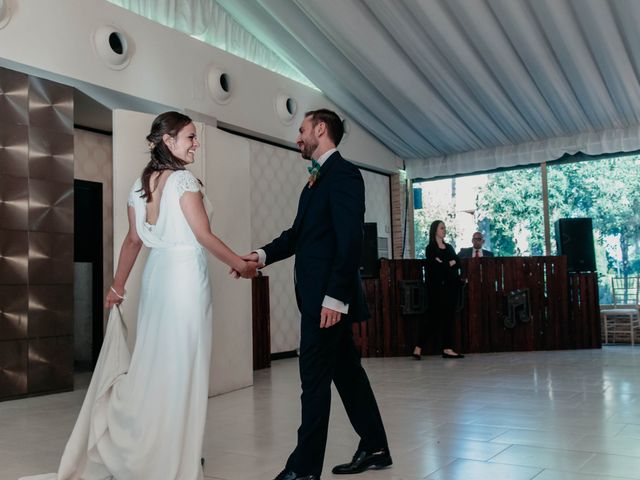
[3,347,640,479]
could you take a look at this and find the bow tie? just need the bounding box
[307,159,321,175]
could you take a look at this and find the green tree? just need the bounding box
[476,168,544,256]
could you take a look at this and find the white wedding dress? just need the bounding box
[21,170,212,480]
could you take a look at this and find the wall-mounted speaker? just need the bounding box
[92,25,132,70]
[274,93,297,125]
[554,218,597,272]
[360,222,379,279]
[413,187,423,209]
[207,65,232,104]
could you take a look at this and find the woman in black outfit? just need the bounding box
[412,220,465,359]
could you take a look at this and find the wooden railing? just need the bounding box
[352,257,601,357]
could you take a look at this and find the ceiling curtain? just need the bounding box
[406,123,640,180]
[213,0,640,177]
[105,0,315,87]
[109,1,640,178]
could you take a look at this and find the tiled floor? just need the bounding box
[4,347,640,479]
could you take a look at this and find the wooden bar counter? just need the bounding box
[353,257,600,357]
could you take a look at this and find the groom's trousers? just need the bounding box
[285,313,388,476]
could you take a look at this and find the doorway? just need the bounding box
[74,179,104,369]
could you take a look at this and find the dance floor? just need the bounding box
[3,347,640,479]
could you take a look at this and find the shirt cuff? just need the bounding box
[322,295,349,314]
[255,249,266,266]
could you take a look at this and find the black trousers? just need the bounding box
[285,316,388,476]
[417,283,457,351]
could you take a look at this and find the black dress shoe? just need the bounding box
[442,352,465,358]
[332,448,392,474]
[411,353,421,360]
[273,468,319,480]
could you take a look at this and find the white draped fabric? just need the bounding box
[20,170,212,480]
[106,0,314,88]
[110,0,640,177]
[406,124,640,180]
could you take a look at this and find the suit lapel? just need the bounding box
[293,152,341,230]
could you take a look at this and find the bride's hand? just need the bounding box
[105,286,126,308]
[237,260,260,279]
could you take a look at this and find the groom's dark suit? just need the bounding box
[261,151,388,476]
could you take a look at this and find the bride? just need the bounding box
[21,111,258,480]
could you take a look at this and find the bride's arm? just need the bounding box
[105,206,143,308]
[180,191,257,277]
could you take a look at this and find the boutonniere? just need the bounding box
[307,159,321,188]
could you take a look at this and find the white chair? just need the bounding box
[601,276,640,345]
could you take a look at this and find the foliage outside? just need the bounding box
[414,155,640,302]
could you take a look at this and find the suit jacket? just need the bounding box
[458,247,494,258]
[261,151,369,324]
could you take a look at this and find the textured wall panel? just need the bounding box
[0,123,28,177]
[28,77,73,134]
[28,231,73,284]
[249,141,304,353]
[0,68,75,400]
[28,179,73,233]
[28,285,73,337]
[27,336,73,394]
[0,340,28,398]
[28,127,73,183]
[0,175,28,230]
[0,286,28,340]
[0,229,28,284]
[0,68,28,126]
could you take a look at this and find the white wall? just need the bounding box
[0,0,400,172]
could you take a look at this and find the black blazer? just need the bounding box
[458,247,494,258]
[261,151,369,324]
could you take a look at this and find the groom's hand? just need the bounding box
[320,306,342,328]
[241,261,260,279]
[228,252,263,279]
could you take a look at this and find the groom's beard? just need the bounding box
[299,139,318,160]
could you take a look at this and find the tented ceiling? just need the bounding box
[112,0,640,178]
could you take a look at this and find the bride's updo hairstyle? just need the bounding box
[140,111,193,202]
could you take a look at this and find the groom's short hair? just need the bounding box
[305,109,344,146]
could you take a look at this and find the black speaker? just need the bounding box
[554,218,596,272]
[360,222,379,278]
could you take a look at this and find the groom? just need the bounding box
[241,109,391,479]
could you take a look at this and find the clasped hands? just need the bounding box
[229,252,263,279]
